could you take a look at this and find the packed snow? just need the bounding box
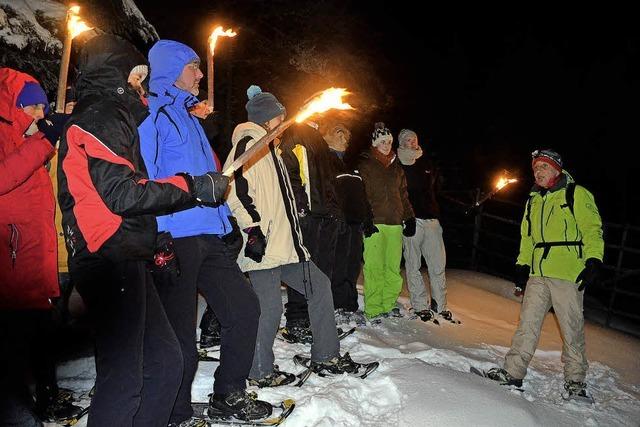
[53,269,640,426]
[0,0,64,50]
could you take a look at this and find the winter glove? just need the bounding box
[37,112,70,146]
[149,232,180,276]
[575,258,602,291]
[189,172,229,206]
[244,226,267,263]
[403,217,417,237]
[362,218,379,238]
[513,264,530,296]
[221,216,243,261]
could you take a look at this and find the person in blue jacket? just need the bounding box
[138,40,270,425]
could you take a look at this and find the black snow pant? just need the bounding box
[0,309,57,426]
[153,235,260,425]
[285,216,339,326]
[330,222,363,312]
[71,256,182,427]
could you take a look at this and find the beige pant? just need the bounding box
[504,276,588,382]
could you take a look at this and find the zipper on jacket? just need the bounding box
[538,196,546,276]
[7,224,19,268]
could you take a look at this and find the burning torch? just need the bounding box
[56,5,92,113]
[223,88,354,177]
[207,26,237,111]
[466,171,518,214]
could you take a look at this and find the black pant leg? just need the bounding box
[331,223,363,312]
[196,236,260,395]
[153,237,201,424]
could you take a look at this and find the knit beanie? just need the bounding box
[16,81,49,114]
[245,85,286,124]
[532,148,563,173]
[130,64,148,82]
[398,129,417,147]
[371,122,392,147]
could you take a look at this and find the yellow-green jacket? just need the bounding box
[517,172,604,283]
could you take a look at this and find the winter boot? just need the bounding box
[248,366,296,388]
[281,325,313,344]
[334,308,349,325]
[563,380,589,398]
[199,305,221,349]
[486,368,523,387]
[414,309,436,322]
[208,390,272,421]
[35,387,83,422]
[168,417,208,427]
[387,307,403,318]
[309,352,361,375]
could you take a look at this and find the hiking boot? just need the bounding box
[563,380,588,398]
[208,390,272,421]
[281,325,313,344]
[334,308,349,325]
[388,307,403,318]
[440,310,454,321]
[168,417,208,427]
[310,352,360,375]
[248,366,296,388]
[414,309,435,322]
[486,368,523,387]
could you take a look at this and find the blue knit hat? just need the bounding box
[245,85,286,124]
[16,81,49,113]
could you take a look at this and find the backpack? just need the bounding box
[525,182,575,237]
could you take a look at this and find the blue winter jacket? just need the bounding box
[139,40,232,238]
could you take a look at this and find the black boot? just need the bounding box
[248,366,296,388]
[35,386,83,422]
[199,305,221,348]
[208,390,272,421]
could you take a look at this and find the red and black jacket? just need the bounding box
[57,35,196,263]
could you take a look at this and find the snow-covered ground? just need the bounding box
[55,269,640,426]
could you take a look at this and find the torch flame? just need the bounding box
[67,11,92,39]
[69,5,80,14]
[295,88,354,123]
[495,177,518,190]
[209,26,237,55]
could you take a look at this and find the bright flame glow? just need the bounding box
[69,5,80,14]
[209,26,237,55]
[295,88,354,123]
[495,177,518,190]
[68,13,92,39]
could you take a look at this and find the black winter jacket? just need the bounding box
[401,155,441,219]
[57,35,196,263]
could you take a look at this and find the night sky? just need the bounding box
[136,1,639,225]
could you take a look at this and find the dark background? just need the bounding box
[136,1,639,225]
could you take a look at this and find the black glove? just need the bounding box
[403,217,417,237]
[38,112,70,146]
[362,219,379,238]
[221,216,243,261]
[148,232,180,275]
[576,258,602,291]
[244,226,267,263]
[191,172,230,206]
[513,264,530,296]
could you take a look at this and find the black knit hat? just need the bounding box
[245,85,286,124]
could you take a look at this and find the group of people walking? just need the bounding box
[1,29,604,427]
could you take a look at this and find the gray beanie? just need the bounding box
[245,85,286,124]
[398,129,417,147]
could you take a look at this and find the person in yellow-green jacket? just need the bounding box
[486,149,604,401]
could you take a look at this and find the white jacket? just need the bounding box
[224,122,309,272]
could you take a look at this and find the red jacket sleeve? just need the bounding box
[0,133,54,195]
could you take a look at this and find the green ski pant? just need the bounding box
[363,224,403,318]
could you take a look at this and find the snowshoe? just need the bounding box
[168,416,209,427]
[193,391,295,426]
[439,310,461,324]
[293,352,379,385]
[248,366,296,388]
[59,405,89,427]
[561,380,595,404]
[414,309,440,325]
[36,387,84,423]
[471,366,523,390]
[368,312,388,325]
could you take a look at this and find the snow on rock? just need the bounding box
[0,0,65,51]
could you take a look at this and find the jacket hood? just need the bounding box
[75,34,147,102]
[231,122,267,146]
[148,40,199,95]
[0,67,42,132]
